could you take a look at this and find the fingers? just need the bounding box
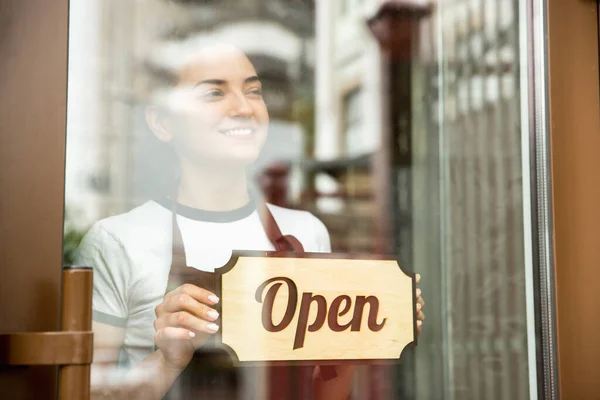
[156,283,219,321]
[175,284,219,306]
[416,288,425,308]
[155,311,219,335]
[416,300,425,317]
[154,326,196,347]
[171,311,220,334]
[415,280,424,336]
[154,283,221,344]
[159,292,219,322]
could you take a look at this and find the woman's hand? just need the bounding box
[153,283,220,370]
[416,274,424,337]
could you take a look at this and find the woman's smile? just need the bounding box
[219,124,259,138]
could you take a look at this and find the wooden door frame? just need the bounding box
[547,0,600,399]
[0,0,70,398]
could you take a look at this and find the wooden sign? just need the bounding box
[214,252,416,365]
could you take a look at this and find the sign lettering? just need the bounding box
[255,277,387,349]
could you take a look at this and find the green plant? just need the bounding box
[62,207,89,266]
[63,224,87,266]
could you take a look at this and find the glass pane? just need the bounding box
[434,0,529,398]
[63,0,533,399]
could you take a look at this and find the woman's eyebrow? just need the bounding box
[194,79,226,88]
[193,76,260,87]
[245,76,261,84]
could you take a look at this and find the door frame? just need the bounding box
[547,0,600,399]
[0,0,70,398]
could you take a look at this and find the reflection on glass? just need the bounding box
[435,1,528,399]
[64,0,530,399]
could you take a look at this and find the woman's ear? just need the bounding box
[146,105,173,143]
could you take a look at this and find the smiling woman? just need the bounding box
[73,42,377,399]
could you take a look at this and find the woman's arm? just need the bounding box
[90,322,185,400]
[90,283,220,399]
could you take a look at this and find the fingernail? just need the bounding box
[417,303,421,310]
[188,331,196,338]
[417,289,421,296]
[208,295,220,304]
[207,310,219,321]
[417,320,422,326]
[207,323,219,333]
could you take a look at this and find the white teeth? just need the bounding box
[223,129,253,136]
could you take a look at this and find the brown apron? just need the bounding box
[162,198,336,400]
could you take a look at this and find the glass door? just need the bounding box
[60,0,556,399]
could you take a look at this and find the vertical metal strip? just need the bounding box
[525,0,558,398]
[516,0,541,397]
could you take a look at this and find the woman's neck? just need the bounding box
[176,162,250,211]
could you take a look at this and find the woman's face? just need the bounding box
[154,45,269,168]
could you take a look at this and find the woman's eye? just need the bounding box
[247,88,262,96]
[199,90,223,99]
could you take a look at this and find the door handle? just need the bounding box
[0,331,92,365]
[0,266,93,399]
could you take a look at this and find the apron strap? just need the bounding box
[254,202,337,381]
[255,201,305,253]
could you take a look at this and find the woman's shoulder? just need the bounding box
[81,200,170,249]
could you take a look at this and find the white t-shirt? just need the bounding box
[74,199,331,366]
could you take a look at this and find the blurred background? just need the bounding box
[64,0,529,398]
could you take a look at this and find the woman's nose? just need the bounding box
[228,92,253,118]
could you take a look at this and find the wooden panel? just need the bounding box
[547,0,600,398]
[0,0,69,398]
[217,253,415,363]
